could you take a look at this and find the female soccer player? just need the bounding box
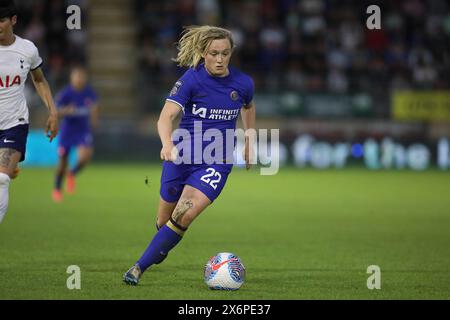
[0,0,58,223]
[124,25,256,285]
[52,66,99,202]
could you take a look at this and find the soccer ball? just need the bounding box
[204,252,245,290]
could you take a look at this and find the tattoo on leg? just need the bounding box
[171,199,193,223]
[0,149,17,168]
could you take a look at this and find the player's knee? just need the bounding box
[171,198,194,225]
[79,152,89,162]
[179,212,195,227]
[10,167,20,180]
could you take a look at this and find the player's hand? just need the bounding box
[160,143,178,162]
[46,113,58,142]
[243,137,255,170]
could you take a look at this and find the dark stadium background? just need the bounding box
[14,0,450,167]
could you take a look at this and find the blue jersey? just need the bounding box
[166,63,254,164]
[56,85,98,134]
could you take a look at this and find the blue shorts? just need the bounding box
[160,161,233,203]
[58,131,93,157]
[0,124,29,162]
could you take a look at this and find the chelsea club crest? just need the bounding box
[230,90,239,101]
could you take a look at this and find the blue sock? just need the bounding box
[136,221,186,272]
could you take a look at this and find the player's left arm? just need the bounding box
[241,101,256,170]
[30,68,58,142]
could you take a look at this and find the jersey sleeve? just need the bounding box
[30,43,43,71]
[165,69,195,113]
[243,76,254,106]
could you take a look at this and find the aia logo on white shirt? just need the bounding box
[0,75,21,88]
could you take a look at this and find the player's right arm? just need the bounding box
[157,101,182,161]
[30,67,58,142]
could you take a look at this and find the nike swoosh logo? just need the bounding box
[211,259,237,271]
[3,139,15,143]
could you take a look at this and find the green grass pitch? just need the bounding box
[0,164,449,299]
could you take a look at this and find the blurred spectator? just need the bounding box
[18,0,449,118]
[134,0,449,102]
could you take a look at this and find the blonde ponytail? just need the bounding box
[173,25,234,68]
